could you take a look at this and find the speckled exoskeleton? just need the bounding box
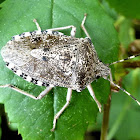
[0,14,140,131]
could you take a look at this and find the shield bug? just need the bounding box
[0,14,140,131]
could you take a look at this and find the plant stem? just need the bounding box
[100,94,112,140]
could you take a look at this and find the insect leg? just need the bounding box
[0,84,53,100]
[47,25,76,37]
[87,84,102,112]
[33,19,41,32]
[81,13,91,38]
[51,88,72,131]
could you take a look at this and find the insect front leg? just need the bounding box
[33,19,41,32]
[51,88,72,131]
[33,18,77,36]
[0,84,53,100]
[81,13,91,38]
[87,84,102,112]
[47,25,76,37]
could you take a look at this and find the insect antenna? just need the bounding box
[107,78,140,106]
[109,54,140,65]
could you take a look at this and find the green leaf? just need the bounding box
[109,69,140,140]
[119,19,135,48]
[0,117,1,139]
[0,0,119,139]
[92,69,140,140]
[0,104,3,139]
[106,0,140,19]
[101,0,118,20]
[0,0,5,5]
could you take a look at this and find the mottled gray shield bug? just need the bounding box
[0,14,140,131]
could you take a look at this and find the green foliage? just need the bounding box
[0,0,119,140]
[91,1,140,139]
[0,117,1,139]
[119,19,135,48]
[106,69,140,140]
[106,0,140,19]
[92,69,140,140]
[1,0,140,140]
[0,104,3,140]
[101,0,118,20]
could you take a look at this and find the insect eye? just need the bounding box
[96,75,100,79]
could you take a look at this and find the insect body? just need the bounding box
[0,14,140,131]
[1,31,110,92]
